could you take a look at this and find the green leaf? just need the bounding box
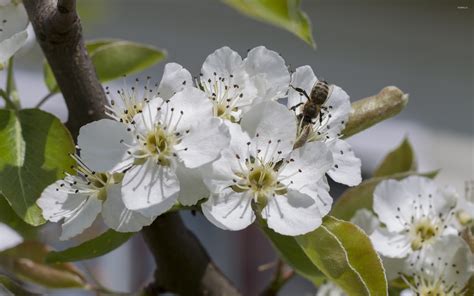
[91,40,166,82]
[43,39,166,92]
[342,86,409,139]
[373,137,416,177]
[46,229,133,263]
[0,194,37,238]
[0,241,87,289]
[331,171,438,221]
[222,0,315,47]
[0,109,75,226]
[259,220,325,286]
[317,216,387,295]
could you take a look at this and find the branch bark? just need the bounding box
[24,0,107,138]
[24,1,240,295]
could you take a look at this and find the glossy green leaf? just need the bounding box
[91,40,166,82]
[0,241,87,289]
[0,109,75,226]
[331,170,438,221]
[0,194,37,238]
[260,220,325,286]
[374,138,416,177]
[294,217,387,295]
[320,216,387,295]
[222,0,315,47]
[46,229,134,263]
[43,39,166,92]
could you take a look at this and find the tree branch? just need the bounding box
[23,0,106,138]
[24,1,240,295]
[142,213,241,295]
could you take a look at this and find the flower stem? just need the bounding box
[5,58,21,109]
[35,92,55,108]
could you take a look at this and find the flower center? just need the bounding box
[418,283,449,296]
[410,218,439,250]
[143,126,177,166]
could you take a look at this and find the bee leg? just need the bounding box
[289,85,311,100]
[319,111,325,125]
[290,102,304,111]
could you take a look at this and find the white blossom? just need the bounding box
[287,66,361,186]
[400,236,474,296]
[197,46,290,122]
[202,101,333,236]
[38,122,154,240]
[370,176,460,259]
[0,1,29,66]
[79,87,230,218]
[454,180,474,228]
[0,223,22,251]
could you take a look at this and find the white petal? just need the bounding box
[326,139,361,186]
[0,223,22,251]
[164,87,213,132]
[121,159,179,217]
[373,179,414,233]
[201,46,244,78]
[0,3,28,41]
[176,164,209,206]
[0,29,27,64]
[243,46,290,102]
[176,117,230,168]
[280,141,333,192]
[287,65,317,111]
[202,189,255,231]
[263,190,324,236]
[350,209,379,235]
[316,282,346,296]
[156,62,192,100]
[60,196,102,240]
[370,228,411,258]
[37,181,71,222]
[240,101,296,161]
[78,119,132,172]
[400,290,414,296]
[322,85,351,137]
[102,184,154,232]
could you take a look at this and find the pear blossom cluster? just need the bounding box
[317,177,474,295]
[37,46,362,239]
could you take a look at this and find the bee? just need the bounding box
[290,80,331,126]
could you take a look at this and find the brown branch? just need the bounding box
[24,0,107,138]
[142,213,241,295]
[259,260,294,296]
[23,1,240,295]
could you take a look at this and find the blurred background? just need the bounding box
[1,0,472,294]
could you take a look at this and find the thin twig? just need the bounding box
[259,260,295,296]
[35,92,55,108]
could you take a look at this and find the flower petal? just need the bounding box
[201,46,244,78]
[156,62,192,100]
[326,139,361,186]
[287,65,317,111]
[0,223,22,251]
[322,85,351,137]
[102,184,154,232]
[240,101,296,160]
[0,3,29,64]
[78,119,132,172]
[0,29,27,64]
[60,195,102,240]
[175,117,230,168]
[243,46,290,102]
[370,228,411,258]
[263,190,323,236]
[373,179,415,233]
[176,164,209,206]
[350,208,380,235]
[121,159,179,218]
[280,141,333,192]
[202,189,255,231]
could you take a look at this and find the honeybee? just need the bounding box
[290,80,331,126]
